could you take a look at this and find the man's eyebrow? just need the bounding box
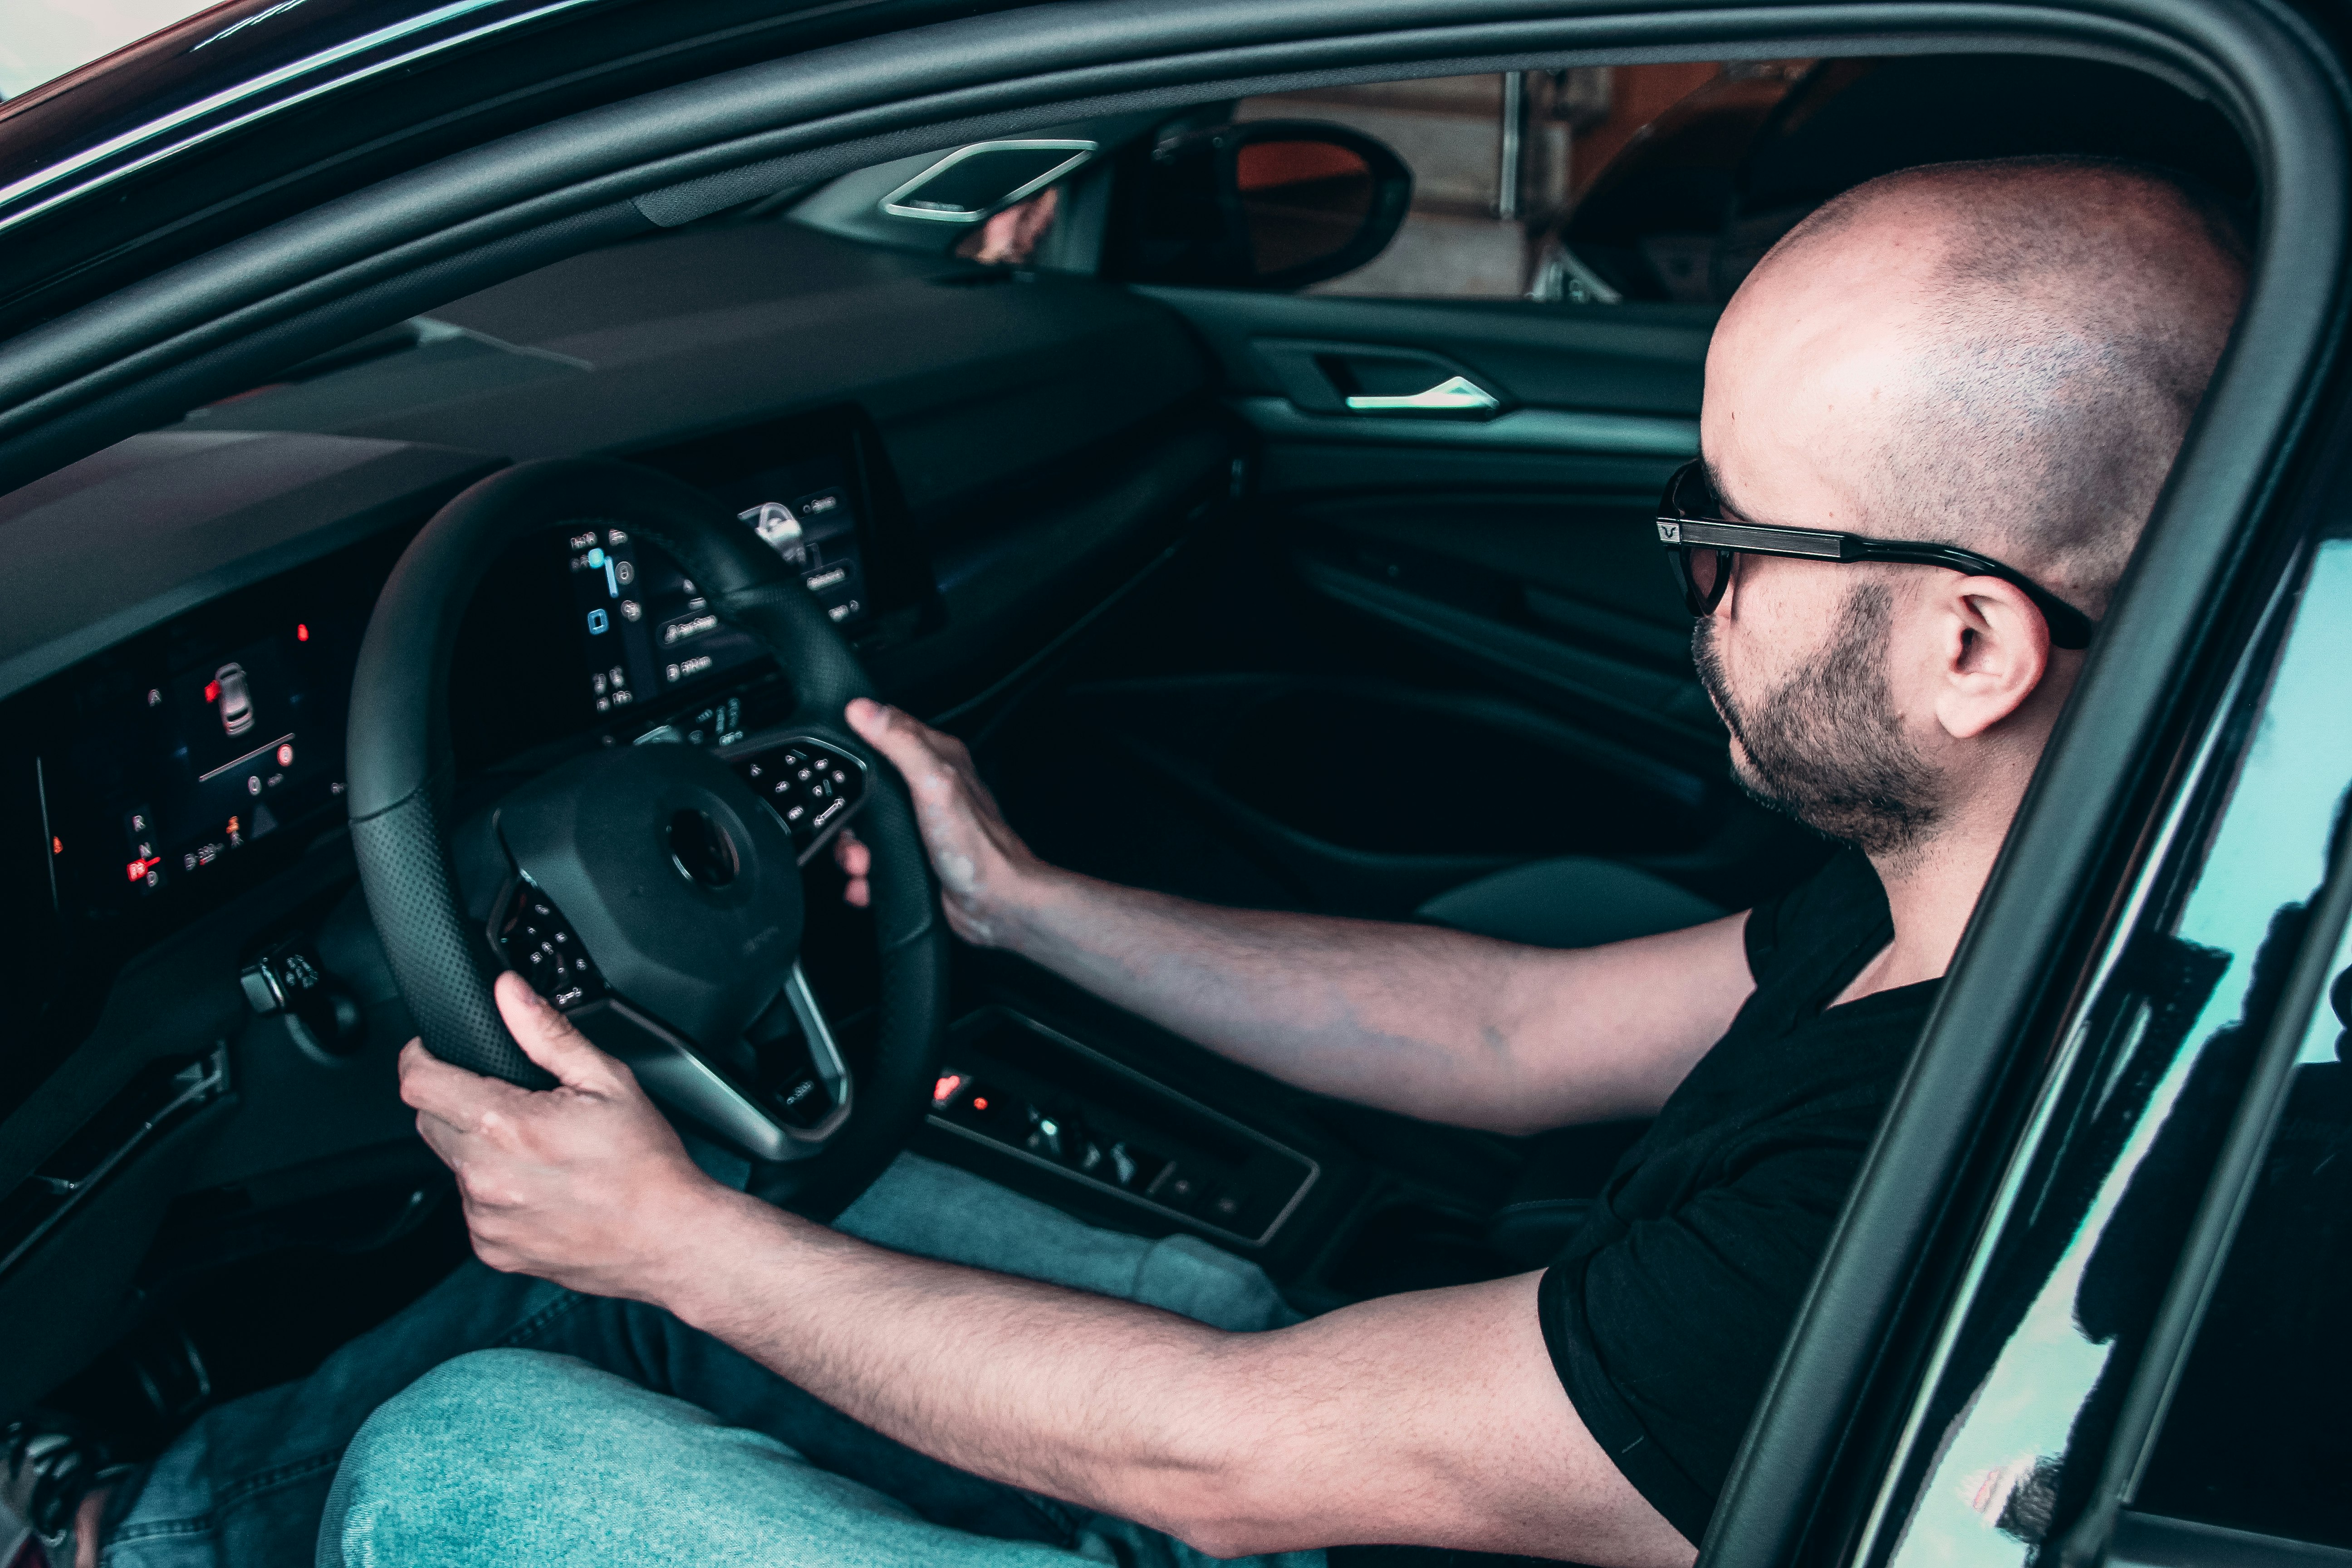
[1698,454,1752,523]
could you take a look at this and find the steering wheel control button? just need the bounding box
[498,882,606,1011]
[772,1071,835,1129]
[730,739,867,862]
[666,808,740,890]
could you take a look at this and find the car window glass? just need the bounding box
[2125,914,2352,1549]
[1850,536,2352,1568]
[1535,54,2254,307]
[1227,66,1779,299]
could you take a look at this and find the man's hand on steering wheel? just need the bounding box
[400,971,740,1303]
[831,697,1044,948]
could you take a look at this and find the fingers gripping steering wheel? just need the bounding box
[345,458,948,1220]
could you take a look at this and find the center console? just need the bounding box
[924,1006,1320,1250]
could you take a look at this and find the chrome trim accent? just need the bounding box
[878,139,1097,223]
[0,0,604,240]
[1343,373,1501,413]
[567,995,792,1160]
[566,990,848,1164]
[35,754,58,915]
[1234,396,1696,458]
[782,960,854,1143]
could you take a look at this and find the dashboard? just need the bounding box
[0,207,1237,1426]
[0,215,1222,1130]
[2,401,934,1105]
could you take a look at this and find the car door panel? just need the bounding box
[1001,282,1836,926]
[1144,285,1712,740]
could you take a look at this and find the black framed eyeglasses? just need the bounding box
[1655,458,2097,650]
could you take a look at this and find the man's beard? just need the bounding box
[1691,580,1945,858]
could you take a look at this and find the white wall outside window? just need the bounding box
[0,0,225,101]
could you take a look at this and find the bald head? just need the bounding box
[1708,157,2246,618]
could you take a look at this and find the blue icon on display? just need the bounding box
[587,547,605,568]
[586,608,609,634]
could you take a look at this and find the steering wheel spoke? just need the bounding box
[761,963,855,1152]
[493,873,851,1161]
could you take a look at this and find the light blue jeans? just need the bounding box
[102,1153,1320,1568]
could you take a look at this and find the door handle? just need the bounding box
[1343,374,1502,414]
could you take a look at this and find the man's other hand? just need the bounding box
[835,697,1047,946]
[398,971,731,1303]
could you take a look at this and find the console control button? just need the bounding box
[1154,1168,1201,1209]
[1024,1105,1068,1161]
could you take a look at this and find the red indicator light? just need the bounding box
[204,681,220,703]
[52,836,63,855]
[971,1096,989,1112]
[932,1072,966,1107]
[277,743,294,767]
[297,623,309,642]
[125,855,158,882]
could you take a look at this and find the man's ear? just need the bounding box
[1930,575,2052,740]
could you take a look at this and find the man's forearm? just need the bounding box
[990,867,1590,1129]
[662,1186,1252,1548]
[659,1189,1689,1565]
[842,700,1751,1130]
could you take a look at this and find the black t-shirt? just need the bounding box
[1536,850,1940,1544]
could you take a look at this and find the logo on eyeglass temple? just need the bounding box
[1656,521,1682,543]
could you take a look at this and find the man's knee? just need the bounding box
[318,1348,995,1568]
[319,1348,668,1567]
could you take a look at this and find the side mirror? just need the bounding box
[1108,120,1411,290]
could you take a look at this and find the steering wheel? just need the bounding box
[344,457,948,1220]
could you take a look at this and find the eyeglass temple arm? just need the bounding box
[1852,538,2097,648]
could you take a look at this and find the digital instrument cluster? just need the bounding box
[565,451,872,714]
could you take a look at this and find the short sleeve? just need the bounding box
[1536,1128,1874,1543]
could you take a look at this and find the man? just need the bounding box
[26,155,2242,1568]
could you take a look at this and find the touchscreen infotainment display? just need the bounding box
[565,451,871,714]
